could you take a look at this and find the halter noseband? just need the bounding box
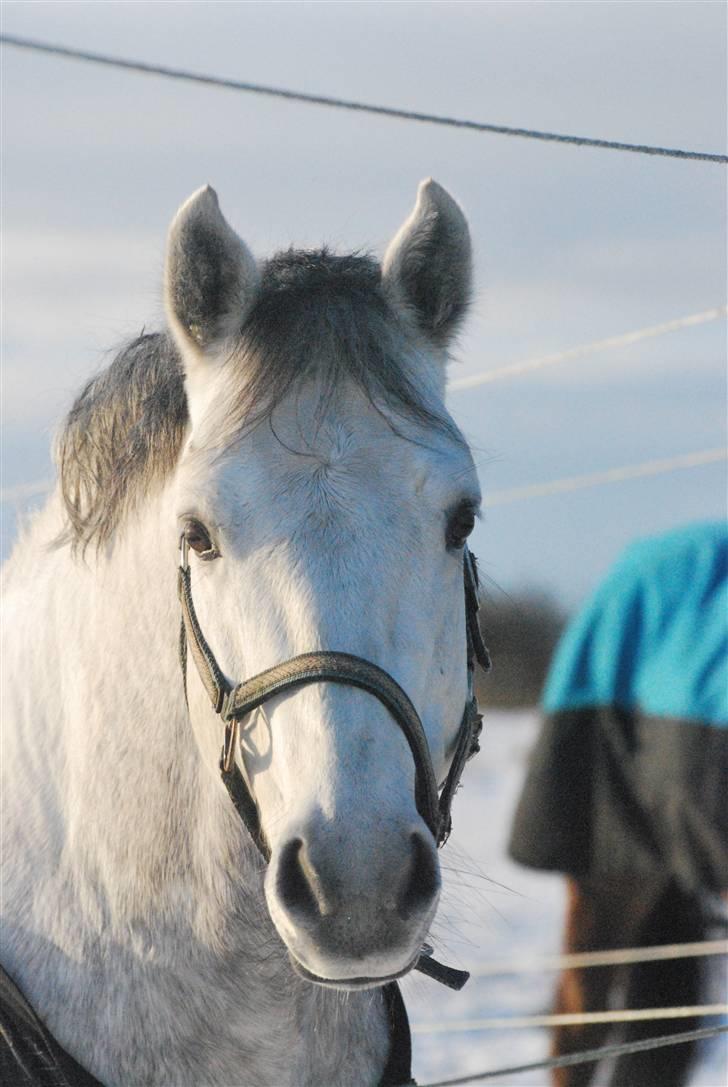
[177,540,490,989]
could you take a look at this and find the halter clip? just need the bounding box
[221,717,240,773]
[179,533,190,571]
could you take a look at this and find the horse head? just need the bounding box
[164,181,481,989]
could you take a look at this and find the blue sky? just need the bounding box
[2,1,726,608]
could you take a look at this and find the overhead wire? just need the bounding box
[467,938,728,975]
[416,1023,728,1086]
[449,307,728,390]
[0,479,52,503]
[412,1003,728,1033]
[483,447,727,508]
[1,34,726,163]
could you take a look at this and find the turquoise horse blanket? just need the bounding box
[509,522,728,892]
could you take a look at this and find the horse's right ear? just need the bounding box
[164,186,259,360]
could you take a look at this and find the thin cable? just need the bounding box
[417,1024,728,1086]
[484,447,727,508]
[449,307,728,391]
[468,938,728,976]
[1,34,726,164]
[0,478,53,503]
[413,1003,728,1034]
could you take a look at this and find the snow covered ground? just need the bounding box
[401,711,727,1087]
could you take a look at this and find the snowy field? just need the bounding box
[401,711,727,1086]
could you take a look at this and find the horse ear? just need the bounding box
[164,186,259,358]
[382,179,472,347]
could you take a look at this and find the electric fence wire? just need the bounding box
[417,1024,728,1086]
[1,34,726,164]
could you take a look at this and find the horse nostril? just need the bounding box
[276,837,331,919]
[397,832,440,921]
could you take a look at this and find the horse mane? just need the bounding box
[57,332,187,555]
[57,248,453,555]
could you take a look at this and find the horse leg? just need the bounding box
[551,876,661,1087]
[610,880,704,1087]
[551,877,624,1087]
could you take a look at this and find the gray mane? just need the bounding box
[58,249,451,553]
[58,332,187,554]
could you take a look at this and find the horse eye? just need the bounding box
[446,503,476,550]
[183,520,220,560]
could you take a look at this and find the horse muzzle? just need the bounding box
[265,823,441,989]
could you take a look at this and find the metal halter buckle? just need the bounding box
[179,533,189,571]
[221,718,240,773]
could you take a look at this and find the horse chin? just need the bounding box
[288,947,421,991]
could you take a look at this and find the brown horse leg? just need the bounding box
[610,881,705,1087]
[551,876,664,1087]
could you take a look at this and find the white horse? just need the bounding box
[1,180,486,1086]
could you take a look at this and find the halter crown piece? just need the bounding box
[177,540,491,991]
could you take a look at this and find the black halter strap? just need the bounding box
[177,542,490,993]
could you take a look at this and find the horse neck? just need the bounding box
[5,490,260,939]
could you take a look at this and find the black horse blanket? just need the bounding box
[0,966,102,1087]
[509,523,728,892]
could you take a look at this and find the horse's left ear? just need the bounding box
[382,179,472,347]
[164,185,260,359]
